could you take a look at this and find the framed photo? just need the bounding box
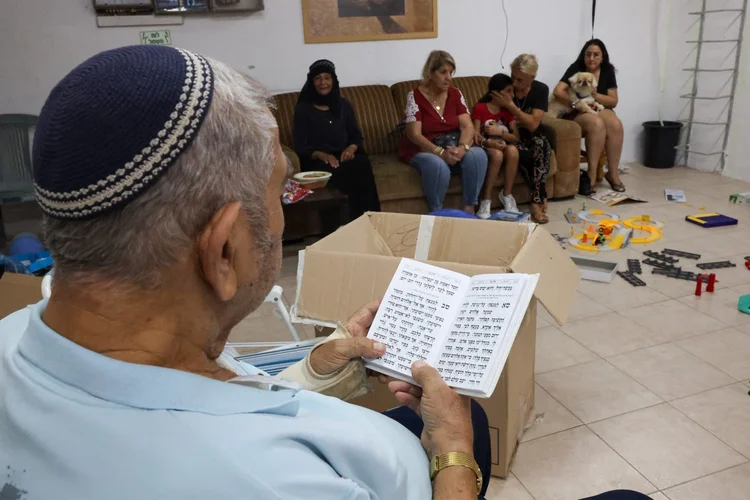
[302,0,437,44]
[154,0,209,14]
[210,0,264,12]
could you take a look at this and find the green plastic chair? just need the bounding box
[0,114,39,243]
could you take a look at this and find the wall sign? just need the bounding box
[140,30,173,45]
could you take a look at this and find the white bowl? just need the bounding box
[294,171,332,184]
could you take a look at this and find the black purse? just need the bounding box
[433,131,460,149]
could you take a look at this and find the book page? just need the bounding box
[436,274,534,394]
[365,259,470,381]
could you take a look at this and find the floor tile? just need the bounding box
[663,463,750,500]
[520,384,582,443]
[484,473,534,500]
[562,312,660,357]
[511,426,656,500]
[566,292,613,322]
[677,288,750,327]
[534,326,599,374]
[608,343,735,401]
[671,384,750,458]
[619,300,727,343]
[648,493,669,500]
[536,359,661,423]
[577,278,671,311]
[589,404,746,490]
[677,328,750,381]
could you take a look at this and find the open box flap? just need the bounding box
[510,227,580,325]
[293,249,509,325]
[309,214,394,257]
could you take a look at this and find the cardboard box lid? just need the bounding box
[0,273,43,319]
[294,213,579,326]
[509,227,580,325]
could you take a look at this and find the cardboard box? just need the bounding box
[292,213,579,477]
[0,272,43,319]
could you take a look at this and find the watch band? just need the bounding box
[461,143,471,151]
[429,452,482,494]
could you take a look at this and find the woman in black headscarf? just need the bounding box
[293,59,381,220]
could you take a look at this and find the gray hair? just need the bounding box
[43,58,278,289]
[511,54,539,77]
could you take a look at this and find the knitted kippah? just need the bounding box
[33,45,214,220]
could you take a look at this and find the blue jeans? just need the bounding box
[410,147,488,211]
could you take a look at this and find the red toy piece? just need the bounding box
[695,275,703,297]
[745,260,750,271]
[706,273,717,293]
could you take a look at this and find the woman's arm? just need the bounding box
[505,121,521,144]
[457,113,475,149]
[553,81,572,104]
[292,104,314,158]
[596,88,618,109]
[512,106,544,133]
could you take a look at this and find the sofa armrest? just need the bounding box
[542,116,582,143]
[281,145,301,175]
[542,116,582,198]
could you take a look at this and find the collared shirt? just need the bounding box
[0,302,431,500]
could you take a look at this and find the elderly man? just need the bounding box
[0,47,654,500]
[0,46,486,500]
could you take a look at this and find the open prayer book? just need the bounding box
[365,259,538,398]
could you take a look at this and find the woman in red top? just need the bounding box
[398,50,488,213]
[471,74,521,219]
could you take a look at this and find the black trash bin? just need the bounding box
[642,121,683,169]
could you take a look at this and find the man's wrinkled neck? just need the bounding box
[42,277,235,381]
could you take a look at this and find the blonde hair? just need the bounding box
[421,50,456,83]
[511,54,539,77]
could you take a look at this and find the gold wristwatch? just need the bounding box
[429,452,482,494]
[461,143,471,152]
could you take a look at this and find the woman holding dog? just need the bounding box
[553,39,625,194]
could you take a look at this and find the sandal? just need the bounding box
[531,203,549,224]
[605,174,626,192]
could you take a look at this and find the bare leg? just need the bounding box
[574,113,606,182]
[483,149,504,200]
[503,145,519,196]
[600,109,624,186]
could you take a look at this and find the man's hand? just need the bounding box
[308,301,385,375]
[388,361,473,457]
[340,145,357,162]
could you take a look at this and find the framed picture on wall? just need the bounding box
[210,0,264,13]
[154,0,209,14]
[302,0,437,44]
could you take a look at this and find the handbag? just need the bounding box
[433,131,460,149]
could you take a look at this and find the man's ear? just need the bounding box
[198,202,243,303]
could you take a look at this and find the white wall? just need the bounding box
[0,0,662,163]
[725,2,750,182]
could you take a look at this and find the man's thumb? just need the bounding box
[411,360,443,388]
[344,337,386,359]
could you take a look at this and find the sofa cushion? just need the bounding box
[272,91,299,151]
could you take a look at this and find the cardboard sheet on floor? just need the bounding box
[291,212,580,477]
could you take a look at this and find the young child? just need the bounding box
[471,74,521,219]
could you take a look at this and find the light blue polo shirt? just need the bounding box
[0,302,431,500]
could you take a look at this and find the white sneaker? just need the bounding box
[499,193,518,212]
[477,200,492,219]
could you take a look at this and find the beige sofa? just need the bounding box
[274,76,581,213]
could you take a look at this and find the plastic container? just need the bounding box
[642,121,683,169]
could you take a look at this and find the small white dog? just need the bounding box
[547,72,604,118]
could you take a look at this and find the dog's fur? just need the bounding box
[547,72,605,118]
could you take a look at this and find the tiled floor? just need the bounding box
[229,164,750,499]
